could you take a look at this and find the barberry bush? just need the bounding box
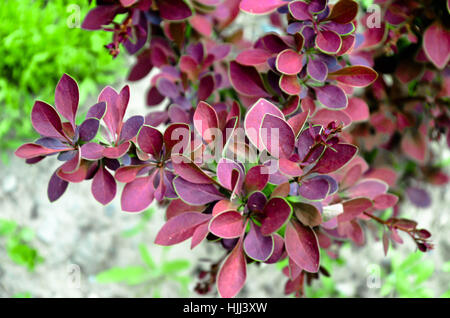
[14,0,449,297]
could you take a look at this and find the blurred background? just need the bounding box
[0,0,449,298]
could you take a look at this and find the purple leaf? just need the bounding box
[423,22,450,70]
[31,101,65,139]
[55,74,79,129]
[198,75,215,101]
[91,166,116,205]
[102,142,131,159]
[156,78,179,99]
[79,118,100,142]
[98,86,120,136]
[326,0,358,24]
[314,84,348,109]
[285,219,320,273]
[261,197,292,235]
[155,212,212,245]
[120,115,144,142]
[293,202,322,227]
[86,102,107,119]
[193,101,219,144]
[48,170,69,202]
[81,5,119,30]
[406,187,431,208]
[171,155,215,184]
[15,143,70,159]
[247,191,268,212]
[261,113,295,159]
[299,176,330,200]
[229,61,269,97]
[289,1,312,20]
[328,66,378,87]
[209,210,245,239]
[265,234,285,264]
[307,60,328,82]
[244,165,269,193]
[173,177,224,205]
[244,223,274,261]
[217,158,244,192]
[346,179,388,200]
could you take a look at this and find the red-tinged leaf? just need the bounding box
[279,75,301,95]
[155,212,212,245]
[190,14,212,37]
[60,149,81,173]
[314,84,348,109]
[244,222,274,261]
[338,198,373,223]
[307,60,328,82]
[217,158,244,192]
[339,219,365,245]
[171,154,215,184]
[373,193,398,210]
[282,96,300,116]
[193,101,219,144]
[423,22,450,70]
[103,142,131,159]
[293,202,322,227]
[247,191,267,213]
[147,86,166,106]
[261,113,296,159]
[287,111,308,137]
[299,176,330,200]
[15,143,70,159]
[326,0,358,24]
[312,143,357,174]
[157,0,193,21]
[346,179,388,200]
[289,1,312,20]
[217,238,247,298]
[279,158,303,177]
[128,49,153,81]
[239,0,286,14]
[285,219,320,273]
[244,165,269,193]
[166,199,205,220]
[191,221,210,249]
[179,55,199,80]
[137,125,163,157]
[55,74,79,128]
[311,109,352,127]
[115,165,148,183]
[48,170,69,202]
[92,166,116,205]
[121,176,154,212]
[244,98,284,150]
[270,182,291,198]
[344,97,369,122]
[31,101,65,139]
[236,49,271,66]
[340,164,362,189]
[261,197,292,235]
[328,66,378,87]
[163,123,190,156]
[229,61,269,97]
[209,210,245,238]
[57,160,89,183]
[401,132,427,164]
[315,30,342,54]
[337,34,355,55]
[80,143,105,160]
[382,230,390,256]
[213,199,239,216]
[276,50,303,75]
[173,176,224,205]
[364,167,397,187]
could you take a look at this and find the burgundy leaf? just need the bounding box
[15,143,71,159]
[312,143,357,173]
[92,166,116,205]
[103,142,131,159]
[328,66,378,87]
[229,61,269,97]
[235,49,272,66]
[171,154,215,184]
[338,198,373,223]
[155,212,212,245]
[244,165,269,193]
[121,176,155,212]
[209,210,245,239]
[423,22,450,70]
[279,75,302,95]
[285,219,320,273]
[137,125,163,157]
[315,30,342,54]
[80,143,105,160]
[289,1,312,20]
[326,0,358,24]
[261,113,296,159]
[293,202,322,227]
[314,84,348,109]
[193,101,219,144]
[173,177,224,205]
[157,0,193,21]
[48,170,69,202]
[261,197,292,235]
[55,74,79,128]
[299,176,330,200]
[31,101,65,139]
[79,118,100,142]
[217,238,247,298]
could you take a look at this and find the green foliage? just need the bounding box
[0,219,43,271]
[95,244,191,297]
[380,251,435,297]
[13,292,32,298]
[0,0,125,158]
[121,208,156,238]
